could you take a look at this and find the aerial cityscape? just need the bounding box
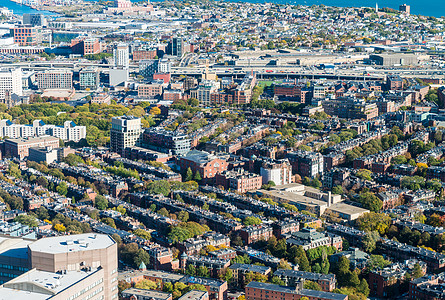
[0,0,444,299]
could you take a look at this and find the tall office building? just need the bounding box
[171,37,184,57]
[113,43,129,68]
[0,233,118,299]
[22,13,47,26]
[110,116,143,155]
[0,67,23,100]
[80,67,100,90]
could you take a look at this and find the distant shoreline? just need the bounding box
[4,0,58,15]
[5,0,445,18]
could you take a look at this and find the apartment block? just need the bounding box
[36,69,73,90]
[0,119,86,142]
[239,225,273,245]
[260,158,292,186]
[144,129,191,156]
[215,169,262,193]
[274,269,336,292]
[110,116,143,155]
[71,37,101,56]
[138,83,163,98]
[322,97,378,120]
[287,150,324,178]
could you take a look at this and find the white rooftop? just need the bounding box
[0,236,33,259]
[0,268,100,300]
[28,233,115,254]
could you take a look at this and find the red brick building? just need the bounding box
[71,37,101,56]
[239,225,273,245]
[178,150,228,184]
[133,49,157,62]
[13,25,41,46]
[153,73,171,84]
[138,83,163,98]
[215,169,262,193]
[246,281,348,300]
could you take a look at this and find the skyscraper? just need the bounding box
[113,43,129,68]
[171,37,184,57]
[110,116,143,155]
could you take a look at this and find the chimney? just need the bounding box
[327,191,332,207]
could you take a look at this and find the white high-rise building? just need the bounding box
[110,116,143,155]
[158,58,171,73]
[113,43,129,68]
[0,68,22,100]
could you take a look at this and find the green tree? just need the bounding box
[135,279,157,290]
[367,255,391,271]
[220,268,233,283]
[133,229,151,240]
[348,271,360,288]
[185,167,193,181]
[243,216,262,226]
[411,262,423,279]
[193,170,202,181]
[270,276,284,285]
[197,266,209,277]
[36,176,49,188]
[356,212,391,234]
[134,248,150,268]
[101,217,116,228]
[295,246,311,272]
[178,211,189,222]
[158,207,169,217]
[303,280,322,291]
[356,169,372,181]
[186,264,196,276]
[56,182,68,196]
[14,214,38,227]
[95,195,108,210]
[332,185,344,195]
[146,180,171,196]
[358,192,383,212]
[357,279,370,297]
[277,259,292,270]
[391,155,407,165]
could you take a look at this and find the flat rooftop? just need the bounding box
[328,202,370,218]
[258,189,326,208]
[0,236,33,259]
[123,288,172,300]
[28,233,115,254]
[5,136,60,144]
[118,269,185,282]
[178,290,208,300]
[0,268,100,300]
